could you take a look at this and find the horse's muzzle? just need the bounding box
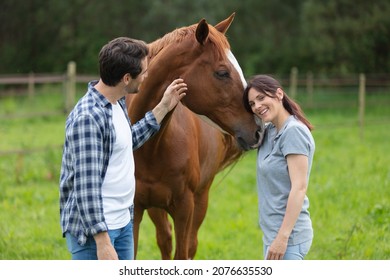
[251,129,265,149]
[250,115,265,149]
[237,127,264,151]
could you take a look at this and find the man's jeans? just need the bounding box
[65,221,134,260]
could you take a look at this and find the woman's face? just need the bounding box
[247,88,283,124]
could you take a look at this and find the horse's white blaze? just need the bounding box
[227,50,247,88]
[193,51,247,135]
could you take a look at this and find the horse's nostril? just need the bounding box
[251,115,265,149]
[251,129,264,149]
[255,130,260,141]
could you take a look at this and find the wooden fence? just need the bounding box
[283,67,390,137]
[1,63,389,109]
[286,68,378,138]
[0,61,98,113]
[1,64,389,140]
[1,65,388,180]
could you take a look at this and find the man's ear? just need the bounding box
[123,73,132,84]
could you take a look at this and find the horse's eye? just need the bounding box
[214,70,230,79]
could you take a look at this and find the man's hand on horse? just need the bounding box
[153,78,187,123]
[162,78,187,111]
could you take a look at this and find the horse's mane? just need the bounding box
[149,23,230,60]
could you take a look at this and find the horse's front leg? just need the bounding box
[147,207,173,260]
[188,186,211,259]
[172,192,194,260]
[133,203,145,260]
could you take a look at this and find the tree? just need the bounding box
[0,0,389,75]
[300,0,390,74]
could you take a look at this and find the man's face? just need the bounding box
[125,58,148,94]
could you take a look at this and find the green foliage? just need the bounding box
[300,0,390,74]
[0,0,389,75]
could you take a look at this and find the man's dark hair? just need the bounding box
[98,37,149,86]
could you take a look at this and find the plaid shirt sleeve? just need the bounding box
[67,114,108,238]
[131,111,160,150]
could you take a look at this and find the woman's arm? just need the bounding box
[266,154,309,260]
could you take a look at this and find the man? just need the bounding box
[59,37,187,260]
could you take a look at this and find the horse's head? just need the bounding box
[144,13,264,150]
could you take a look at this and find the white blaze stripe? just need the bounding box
[227,50,247,88]
[193,51,247,135]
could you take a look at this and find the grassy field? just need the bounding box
[0,85,389,260]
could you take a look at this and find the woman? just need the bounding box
[243,74,315,260]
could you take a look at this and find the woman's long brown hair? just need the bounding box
[243,74,314,131]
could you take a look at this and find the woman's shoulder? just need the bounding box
[286,116,310,132]
[280,117,315,155]
[284,117,314,142]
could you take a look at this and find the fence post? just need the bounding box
[306,71,314,108]
[28,72,35,100]
[65,61,76,114]
[358,73,366,139]
[290,67,298,99]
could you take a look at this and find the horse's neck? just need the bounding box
[127,79,176,134]
[127,82,163,123]
[128,41,180,123]
[148,40,164,59]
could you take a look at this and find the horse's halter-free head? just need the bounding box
[186,14,265,150]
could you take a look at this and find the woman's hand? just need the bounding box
[266,235,288,260]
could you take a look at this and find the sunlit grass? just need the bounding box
[0,88,389,260]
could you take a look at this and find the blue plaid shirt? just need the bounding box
[60,80,160,245]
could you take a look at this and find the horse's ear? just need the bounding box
[196,18,209,45]
[214,12,235,34]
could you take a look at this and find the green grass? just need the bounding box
[0,116,65,151]
[307,124,390,259]
[0,87,389,260]
[0,84,86,117]
[137,120,390,260]
[0,181,65,259]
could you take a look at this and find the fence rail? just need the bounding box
[0,74,65,84]
[0,73,97,86]
[0,73,97,84]
[1,66,389,96]
[0,61,98,113]
[1,65,389,154]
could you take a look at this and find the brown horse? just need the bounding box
[126,13,263,260]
